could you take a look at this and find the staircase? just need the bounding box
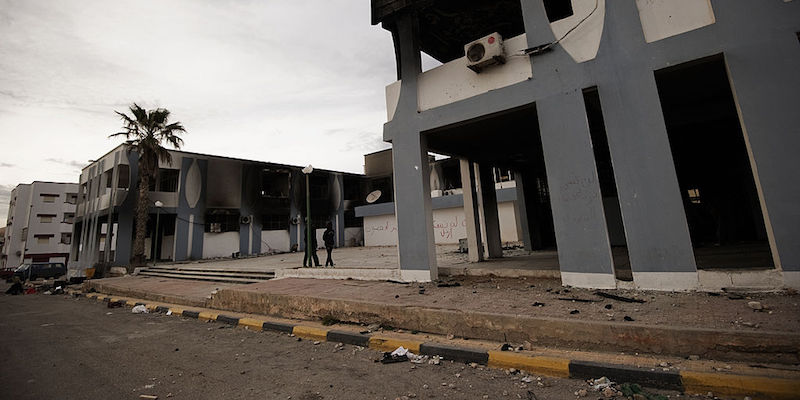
[137,266,275,284]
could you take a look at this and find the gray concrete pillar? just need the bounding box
[459,159,483,262]
[392,133,437,281]
[598,71,697,290]
[538,91,616,289]
[513,171,533,251]
[476,164,503,259]
[725,45,800,288]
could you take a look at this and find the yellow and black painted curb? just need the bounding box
[77,291,800,400]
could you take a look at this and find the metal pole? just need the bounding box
[305,173,311,267]
[154,208,160,266]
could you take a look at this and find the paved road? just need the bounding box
[0,293,682,400]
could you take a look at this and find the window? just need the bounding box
[543,0,574,22]
[34,234,53,244]
[204,211,240,233]
[260,170,290,198]
[40,194,58,203]
[261,214,289,230]
[65,193,78,204]
[687,188,701,204]
[63,213,75,224]
[38,214,55,223]
[158,169,180,192]
[117,165,130,189]
[61,233,72,245]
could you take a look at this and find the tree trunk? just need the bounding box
[131,172,150,270]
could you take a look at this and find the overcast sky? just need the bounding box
[1,0,443,226]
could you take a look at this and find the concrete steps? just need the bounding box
[138,267,274,284]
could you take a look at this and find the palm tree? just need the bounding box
[110,103,186,268]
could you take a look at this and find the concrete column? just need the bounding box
[459,159,483,262]
[598,70,697,290]
[725,43,800,288]
[475,164,503,258]
[538,91,616,289]
[513,171,533,251]
[385,12,437,281]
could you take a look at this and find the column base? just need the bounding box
[560,272,617,289]
[633,271,698,291]
[400,269,433,282]
[783,271,800,289]
[698,268,783,291]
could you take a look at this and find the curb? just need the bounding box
[76,291,800,400]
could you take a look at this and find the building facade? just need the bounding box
[1,182,78,269]
[371,0,800,289]
[71,144,367,271]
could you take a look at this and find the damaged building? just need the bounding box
[70,144,367,272]
[371,0,800,289]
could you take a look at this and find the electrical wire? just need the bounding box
[516,0,600,57]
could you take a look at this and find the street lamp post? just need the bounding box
[154,200,163,266]
[301,165,313,267]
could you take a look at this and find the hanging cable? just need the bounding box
[516,0,599,57]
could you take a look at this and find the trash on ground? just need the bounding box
[569,309,580,315]
[165,310,173,316]
[132,305,149,314]
[623,315,635,321]
[532,302,545,307]
[107,301,123,308]
[437,281,461,288]
[594,291,646,303]
[500,343,513,351]
[557,297,597,303]
[590,376,613,390]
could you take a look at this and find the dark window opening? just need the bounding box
[157,169,179,192]
[261,214,289,231]
[584,87,630,281]
[261,169,290,198]
[65,193,78,204]
[344,210,362,228]
[104,170,113,189]
[655,54,773,270]
[543,0,574,22]
[117,165,130,189]
[309,175,329,200]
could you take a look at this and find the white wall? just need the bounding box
[386,34,531,118]
[635,0,715,43]
[261,230,290,253]
[364,202,519,246]
[202,232,240,259]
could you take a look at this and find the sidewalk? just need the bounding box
[85,274,800,365]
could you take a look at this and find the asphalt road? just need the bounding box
[0,293,682,400]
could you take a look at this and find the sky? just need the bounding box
[0,0,441,226]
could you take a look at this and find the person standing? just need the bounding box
[303,223,320,267]
[323,221,335,267]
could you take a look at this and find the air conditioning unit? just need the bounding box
[465,32,506,73]
[240,215,252,225]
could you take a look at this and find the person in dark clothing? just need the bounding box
[323,221,335,267]
[5,276,23,295]
[303,224,320,267]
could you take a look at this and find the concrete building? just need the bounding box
[1,182,78,269]
[371,0,800,289]
[71,144,367,272]
[357,150,523,248]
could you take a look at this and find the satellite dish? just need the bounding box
[366,190,382,204]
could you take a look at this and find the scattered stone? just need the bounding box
[688,355,701,361]
[313,341,321,345]
[520,376,533,383]
[422,384,429,389]
[623,316,635,322]
[604,304,613,310]
[469,362,479,368]
[522,340,533,350]
[747,301,763,311]
[601,387,617,398]
[569,309,580,315]
[575,389,588,397]
[447,334,455,340]
[532,302,545,307]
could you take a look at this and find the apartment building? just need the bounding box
[1,182,78,269]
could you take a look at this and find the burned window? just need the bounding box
[204,210,240,233]
[261,169,290,198]
[261,214,289,230]
[543,0,574,22]
[158,169,179,192]
[61,233,72,245]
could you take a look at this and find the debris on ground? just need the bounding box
[437,281,461,288]
[618,383,668,400]
[624,315,635,321]
[378,346,432,365]
[747,301,764,311]
[590,376,613,391]
[107,301,124,309]
[532,302,545,307]
[595,291,646,303]
[569,309,580,315]
[320,315,340,326]
[500,343,513,351]
[132,305,148,314]
[557,297,598,303]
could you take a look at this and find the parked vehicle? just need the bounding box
[12,262,67,281]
